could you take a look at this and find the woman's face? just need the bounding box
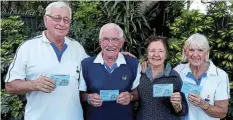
[185,45,207,67]
[147,41,166,67]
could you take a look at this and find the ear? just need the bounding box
[120,38,125,48]
[184,48,188,56]
[204,51,209,61]
[44,16,48,28]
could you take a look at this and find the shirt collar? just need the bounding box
[145,63,172,80]
[42,31,70,45]
[206,60,218,76]
[93,52,126,67]
[180,60,218,76]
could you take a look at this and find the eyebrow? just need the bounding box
[52,14,69,18]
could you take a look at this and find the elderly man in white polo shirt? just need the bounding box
[174,33,230,120]
[4,2,87,120]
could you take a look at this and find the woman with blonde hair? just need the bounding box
[174,33,230,120]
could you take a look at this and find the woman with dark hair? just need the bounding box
[136,35,188,120]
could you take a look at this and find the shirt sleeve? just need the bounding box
[131,64,141,90]
[214,71,230,100]
[5,42,28,82]
[78,65,87,91]
[78,41,89,59]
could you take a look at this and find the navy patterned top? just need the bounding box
[136,64,188,120]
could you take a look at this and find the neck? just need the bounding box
[45,30,64,50]
[190,62,209,79]
[102,53,117,68]
[151,64,164,78]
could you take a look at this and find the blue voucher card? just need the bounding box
[100,90,119,101]
[181,81,202,95]
[50,74,70,86]
[153,84,173,97]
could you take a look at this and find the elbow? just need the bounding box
[220,106,229,119]
[219,112,228,119]
[80,91,88,102]
[215,108,228,119]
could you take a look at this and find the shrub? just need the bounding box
[1,16,28,120]
[167,2,233,119]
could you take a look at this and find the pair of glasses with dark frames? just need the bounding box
[46,14,71,24]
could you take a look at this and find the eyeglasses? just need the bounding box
[101,37,121,44]
[46,15,71,24]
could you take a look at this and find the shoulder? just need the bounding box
[216,67,228,78]
[209,61,228,78]
[169,69,180,77]
[81,56,96,65]
[17,35,43,50]
[168,70,183,89]
[66,37,83,47]
[174,63,187,73]
[124,55,139,64]
[169,69,182,83]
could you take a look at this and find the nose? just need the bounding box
[192,50,199,56]
[107,40,114,46]
[154,51,160,55]
[58,18,66,26]
[152,51,159,57]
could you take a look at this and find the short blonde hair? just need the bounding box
[45,2,72,19]
[181,33,210,62]
[99,23,124,40]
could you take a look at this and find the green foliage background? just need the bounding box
[70,1,150,57]
[167,2,233,119]
[1,1,232,120]
[1,16,28,120]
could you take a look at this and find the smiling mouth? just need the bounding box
[152,58,161,61]
[56,28,66,30]
[191,58,201,61]
[105,48,116,51]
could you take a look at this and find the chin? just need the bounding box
[55,30,68,36]
[150,62,163,67]
[55,33,67,38]
[190,62,202,67]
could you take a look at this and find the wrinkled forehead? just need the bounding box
[188,44,204,49]
[147,41,165,50]
[50,7,70,17]
[101,28,121,38]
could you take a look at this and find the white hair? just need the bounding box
[45,2,72,19]
[181,33,210,62]
[99,23,124,40]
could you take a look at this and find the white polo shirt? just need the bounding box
[5,31,88,120]
[174,60,230,120]
[79,52,141,91]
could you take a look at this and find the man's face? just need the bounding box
[44,7,71,39]
[99,28,125,57]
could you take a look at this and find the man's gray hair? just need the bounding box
[45,2,72,19]
[181,33,210,62]
[99,23,124,40]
